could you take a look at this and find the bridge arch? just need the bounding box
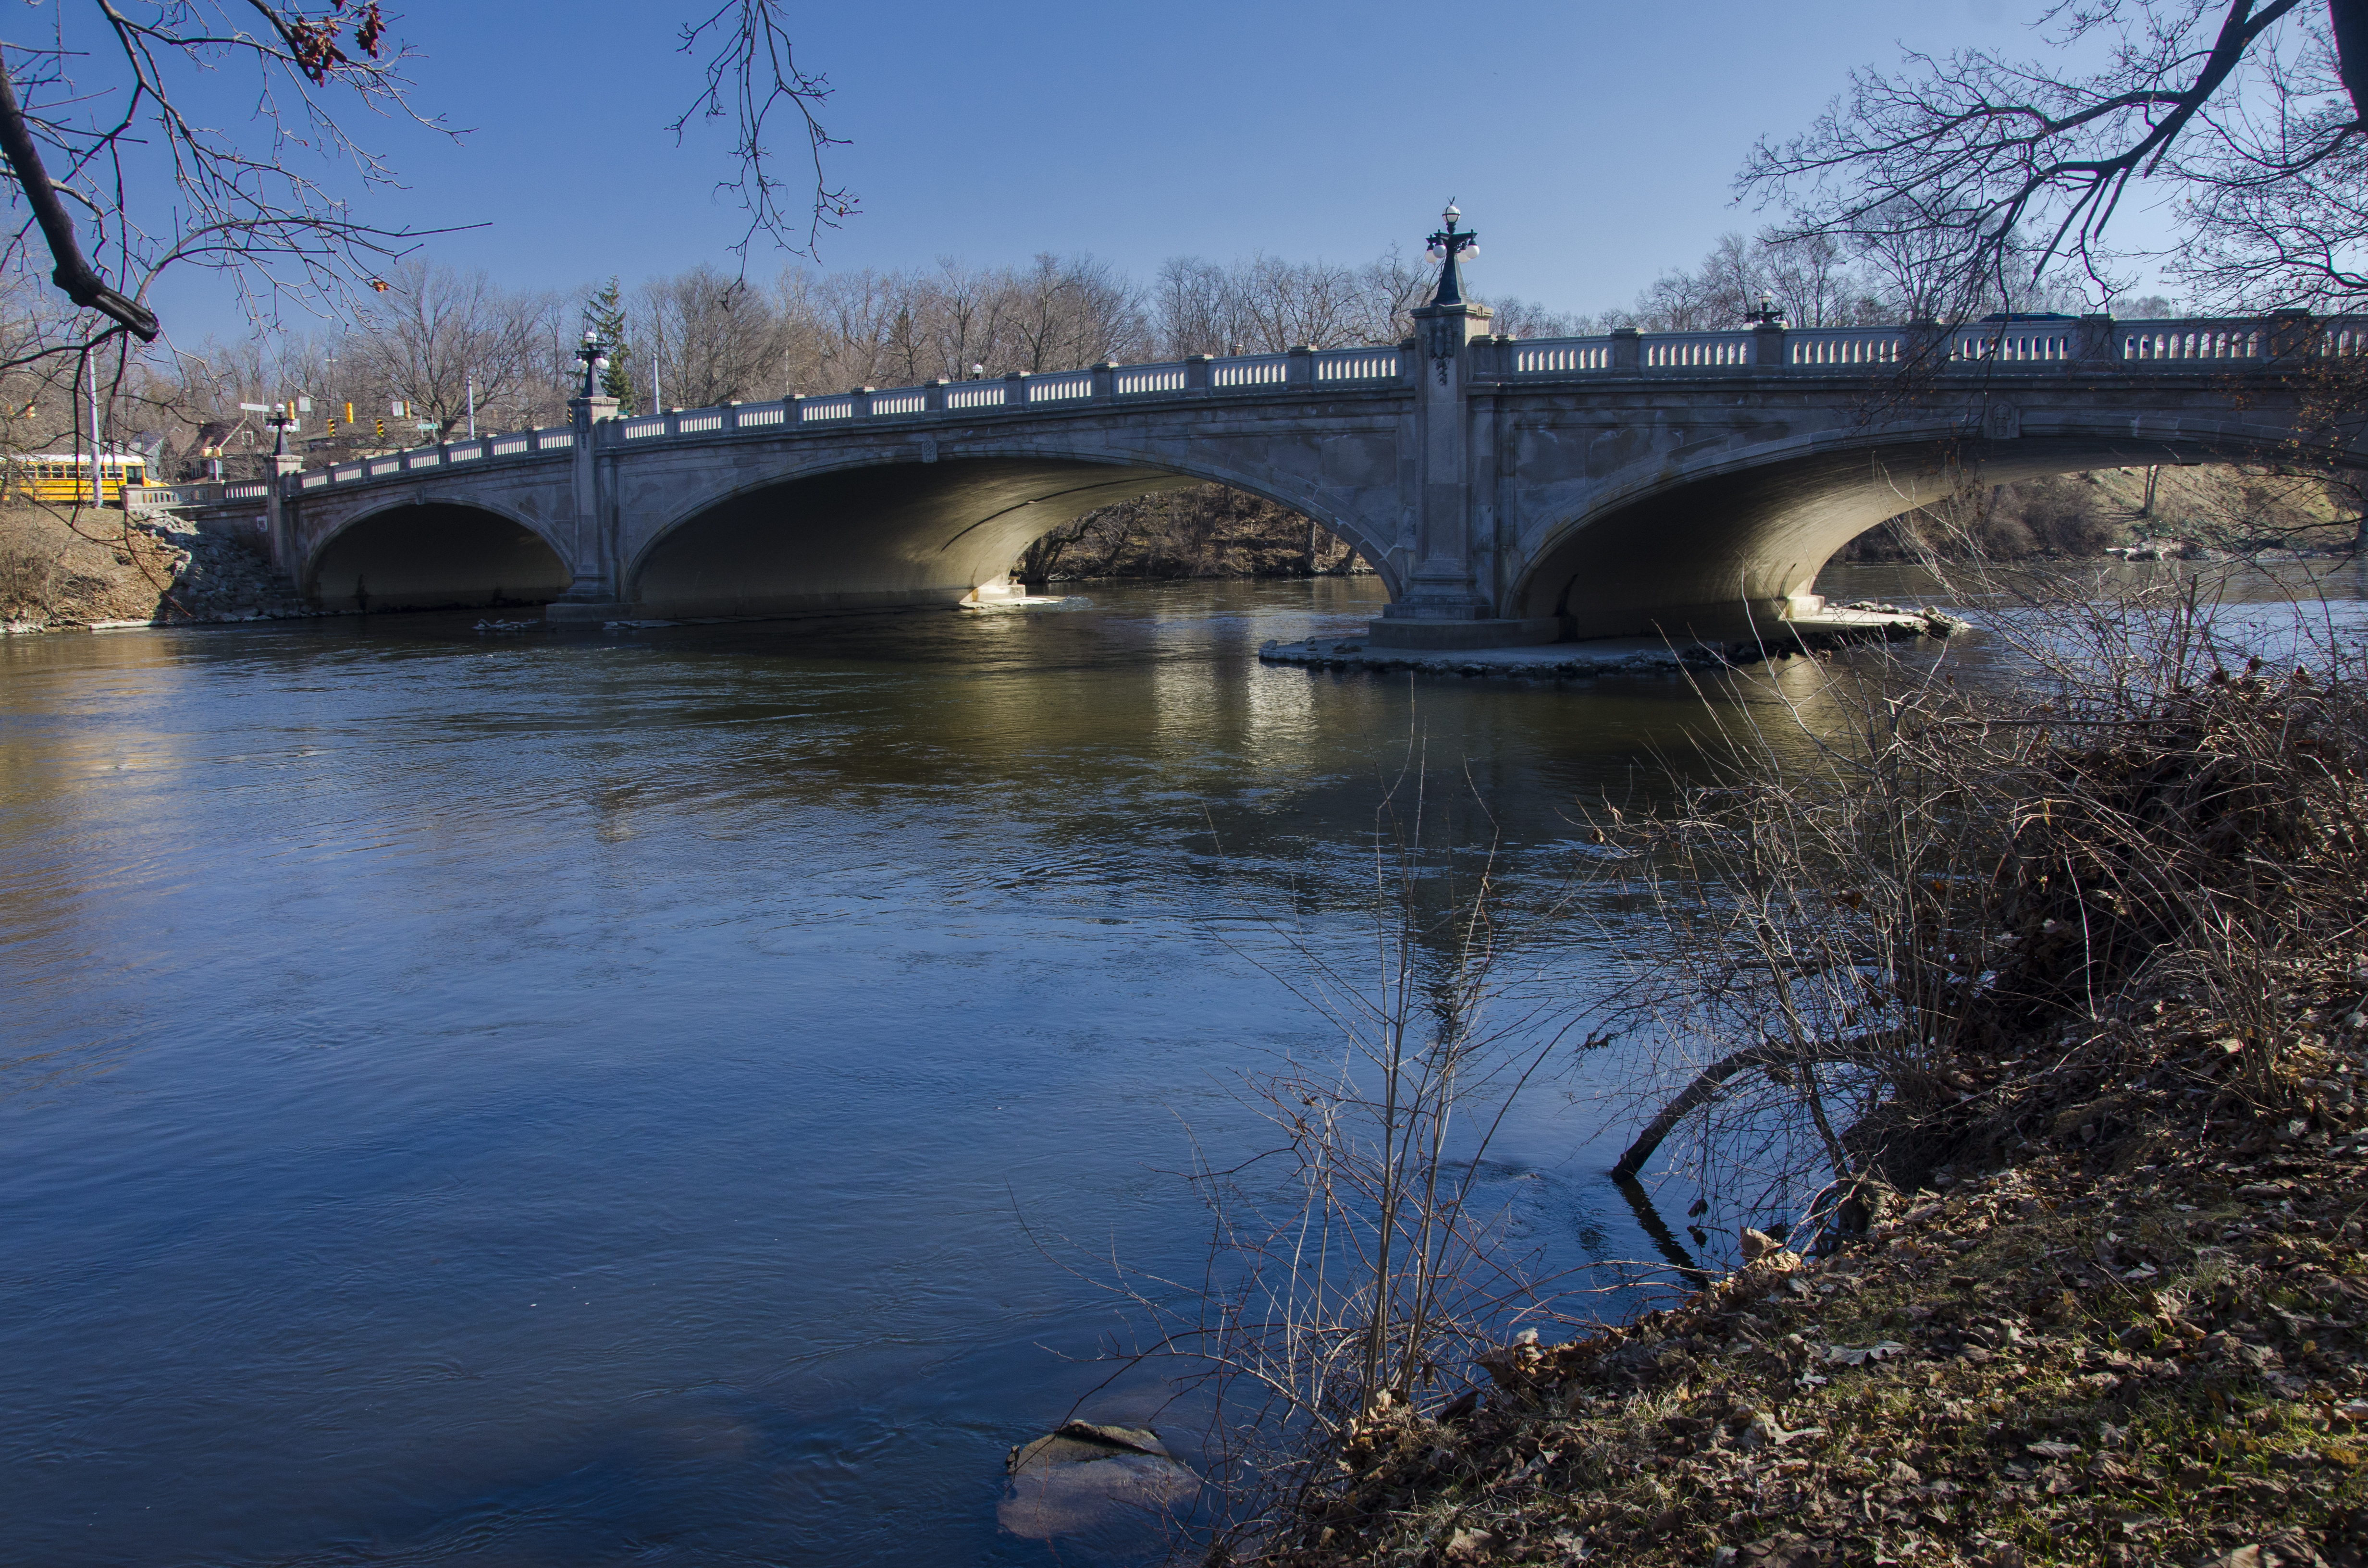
[1506,415,2352,640]
[303,495,572,613]
[619,447,1402,618]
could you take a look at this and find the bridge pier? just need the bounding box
[1367,214,1564,650]
[544,388,624,625]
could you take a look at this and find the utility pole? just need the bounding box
[85,355,99,507]
[466,368,476,439]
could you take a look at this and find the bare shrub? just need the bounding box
[1593,560,2368,1245]
[0,536,58,619]
[1073,766,1595,1558]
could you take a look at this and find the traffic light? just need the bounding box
[374,418,385,440]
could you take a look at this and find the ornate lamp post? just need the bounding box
[1424,202,1480,307]
[575,329,610,404]
[1745,292,1784,327]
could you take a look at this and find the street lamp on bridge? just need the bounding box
[1425,202,1480,307]
[575,329,611,404]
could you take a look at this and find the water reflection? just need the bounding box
[0,566,2356,1565]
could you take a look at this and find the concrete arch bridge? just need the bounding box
[146,308,2368,648]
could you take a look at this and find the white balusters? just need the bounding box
[1513,340,1611,373]
[2119,322,2264,361]
[1643,334,1752,368]
[944,381,1006,409]
[870,389,927,416]
[1313,348,1402,381]
[1789,331,1903,366]
[1956,328,2071,362]
[799,397,856,421]
[1027,372,1094,403]
[1211,355,1289,387]
[1115,364,1186,394]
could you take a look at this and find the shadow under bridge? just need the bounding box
[623,455,1386,619]
[307,501,573,613]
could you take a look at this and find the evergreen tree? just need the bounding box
[585,277,636,412]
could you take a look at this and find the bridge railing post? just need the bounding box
[925,380,948,413]
[851,388,875,418]
[2268,308,2316,363]
[724,399,743,430]
[1184,355,1212,394]
[1090,362,1116,399]
[1609,327,1641,371]
[2077,313,2116,365]
[1004,370,1028,409]
[1752,321,1787,372]
[1286,344,1315,386]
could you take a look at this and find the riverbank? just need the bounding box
[0,504,320,631]
[1253,603,2368,1568]
[1269,1004,2368,1567]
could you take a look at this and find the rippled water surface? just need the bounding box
[2,567,2355,1564]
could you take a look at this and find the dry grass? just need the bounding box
[0,503,185,625]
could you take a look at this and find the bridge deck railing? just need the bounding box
[148,316,2358,509]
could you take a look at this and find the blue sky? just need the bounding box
[140,0,2142,342]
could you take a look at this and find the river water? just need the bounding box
[1,565,2356,1565]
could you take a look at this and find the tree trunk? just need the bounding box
[2331,0,2368,123]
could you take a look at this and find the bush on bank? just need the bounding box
[1233,566,2368,1568]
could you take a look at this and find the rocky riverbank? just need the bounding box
[0,505,321,631]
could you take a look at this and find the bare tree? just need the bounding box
[1005,253,1148,370]
[666,2,854,262]
[1739,1,2368,314]
[0,2,850,357]
[346,261,557,439]
[1757,227,1857,327]
[637,264,788,408]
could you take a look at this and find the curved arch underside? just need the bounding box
[631,457,1258,617]
[308,503,571,612]
[1512,434,2342,640]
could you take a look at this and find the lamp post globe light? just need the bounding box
[1425,202,1480,307]
[576,329,611,404]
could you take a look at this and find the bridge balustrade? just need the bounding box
[1027,371,1095,404]
[1210,355,1290,388]
[1513,342,1612,373]
[2121,322,2266,362]
[1115,365,1186,394]
[1955,326,2074,361]
[1315,348,1403,381]
[1789,329,1905,366]
[199,315,2360,511]
[1644,333,1754,368]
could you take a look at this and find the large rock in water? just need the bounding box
[998,1421,1199,1543]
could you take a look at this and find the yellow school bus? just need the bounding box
[6,452,149,505]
